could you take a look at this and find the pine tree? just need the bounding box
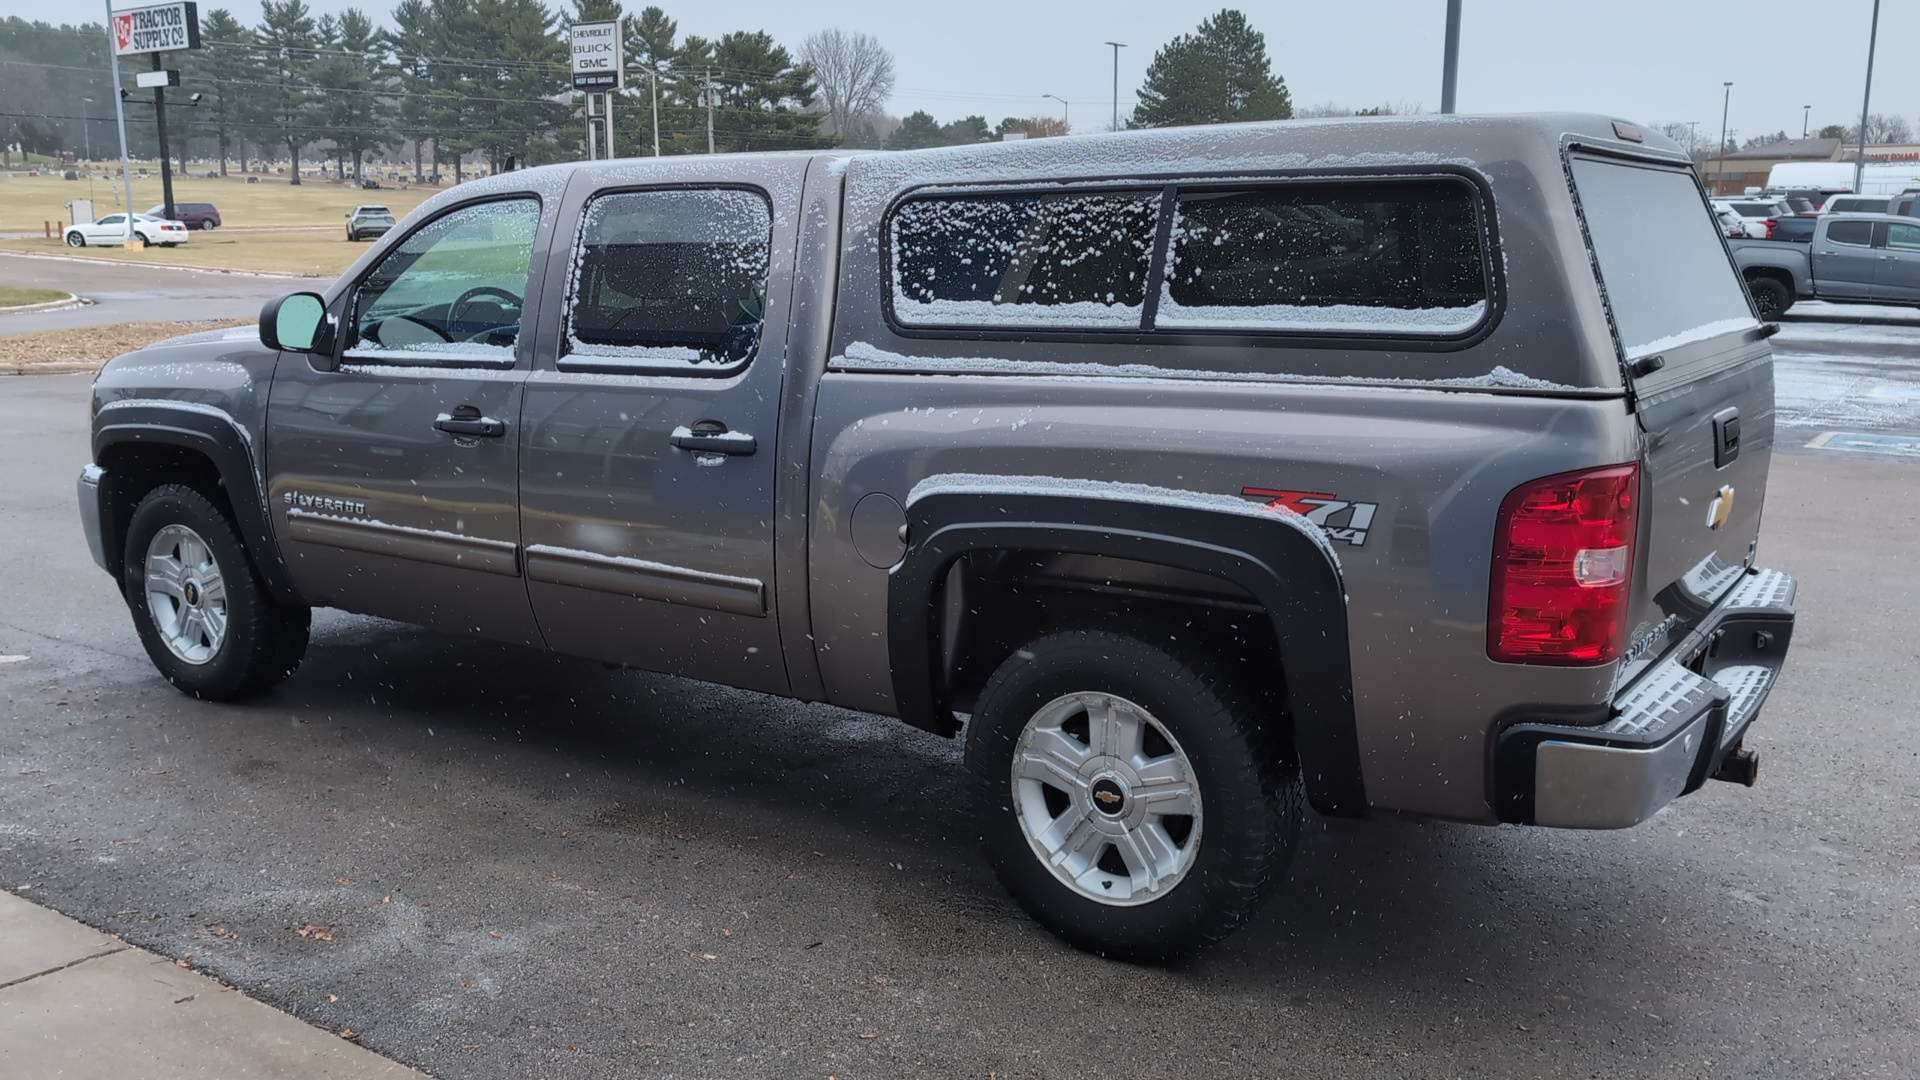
[1130,10,1292,129]
[886,110,942,150]
[183,8,250,175]
[309,8,389,180]
[385,0,437,181]
[253,0,321,184]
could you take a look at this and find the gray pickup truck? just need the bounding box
[1733,212,1920,316]
[77,114,1797,960]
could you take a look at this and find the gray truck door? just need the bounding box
[265,196,546,646]
[1815,218,1878,298]
[1873,221,1920,303]
[517,164,802,695]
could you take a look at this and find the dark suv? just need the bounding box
[146,202,221,230]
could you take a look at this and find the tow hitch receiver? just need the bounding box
[1712,745,1760,787]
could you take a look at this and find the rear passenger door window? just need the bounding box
[1826,220,1873,246]
[564,188,773,371]
[889,191,1160,328]
[1159,181,1489,334]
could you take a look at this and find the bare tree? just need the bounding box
[1849,113,1914,145]
[801,29,896,144]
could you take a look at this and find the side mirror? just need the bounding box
[259,292,328,353]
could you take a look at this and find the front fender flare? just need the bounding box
[92,400,300,606]
[888,482,1366,817]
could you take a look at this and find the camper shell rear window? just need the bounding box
[884,173,1496,342]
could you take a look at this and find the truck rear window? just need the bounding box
[1570,156,1754,359]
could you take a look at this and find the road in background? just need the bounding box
[0,252,295,334]
[2,315,1918,1079]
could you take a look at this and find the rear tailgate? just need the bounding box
[1569,152,1774,682]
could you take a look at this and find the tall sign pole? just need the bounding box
[1853,0,1881,195]
[1440,0,1462,114]
[1103,42,1125,132]
[569,20,622,161]
[103,0,138,246]
[110,2,201,226]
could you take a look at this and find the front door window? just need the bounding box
[346,198,540,364]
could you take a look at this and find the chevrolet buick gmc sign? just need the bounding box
[570,20,622,91]
[111,2,202,56]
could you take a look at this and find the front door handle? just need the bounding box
[670,422,756,456]
[434,408,506,438]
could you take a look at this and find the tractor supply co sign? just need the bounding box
[570,20,622,91]
[111,2,202,56]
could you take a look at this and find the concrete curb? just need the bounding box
[0,251,317,280]
[0,293,85,315]
[0,890,428,1078]
[0,362,104,377]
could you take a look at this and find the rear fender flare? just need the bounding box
[888,478,1366,817]
[92,400,300,606]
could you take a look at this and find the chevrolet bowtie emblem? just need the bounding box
[1706,485,1735,530]
[1093,789,1123,806]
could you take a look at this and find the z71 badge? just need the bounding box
[1242,487,1380,546]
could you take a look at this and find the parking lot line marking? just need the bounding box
[1806,431,1920,457]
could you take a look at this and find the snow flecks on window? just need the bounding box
[1157,181,1489,336]
[1623,318,1759,360]
[564,188,772,367]
[349,197,539,359]
[889,191,1157,328]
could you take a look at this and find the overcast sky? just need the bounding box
[17,0,1916,139]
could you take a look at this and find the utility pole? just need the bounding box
[705,68,715,154]
[103,0,136,247]
[1104,41,1125,131]
[1686,120,1699,158]
[1802,104,1811,138]
[1440,0,1462,114]
[647,65,660,156]
[1853,0,1880,194]
[1715,82,1732,197]
[1043,94,1068,130]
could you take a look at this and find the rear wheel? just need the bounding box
[1747,275,1793,318]
[199,219,217,231]
[122,484,310,700]
[965,630,1301,961]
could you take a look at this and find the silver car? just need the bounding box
[78,114,1797,960]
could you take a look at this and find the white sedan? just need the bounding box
[64,213,190,248]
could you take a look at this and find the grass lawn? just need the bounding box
[0,285,71,306]
[0,318,253,367]
[0,229,383,277]
[0,168,443,233]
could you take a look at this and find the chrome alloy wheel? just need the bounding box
[144,523,228,665]
[1009,692,1202,906]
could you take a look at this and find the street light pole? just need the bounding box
[1103,41,1125,131]
[1043,94,1068,131]
[1853,0,1881,194]
[1687,120,1699,159]
[1440,0,1462,114]
[1802,104,1810,138]
[1715,82,1732,196]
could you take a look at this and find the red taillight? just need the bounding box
[1488,464,1640,665]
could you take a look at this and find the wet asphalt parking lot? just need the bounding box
[2,280,1918,1078]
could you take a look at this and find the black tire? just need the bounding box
[139,235,151,248]
[65,232,85,248]
[1747,275,1793,319]
[200,219,217,231]
[965,630,1301,962]
[122,484,310,700]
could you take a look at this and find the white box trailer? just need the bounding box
[1767,160,1920,195]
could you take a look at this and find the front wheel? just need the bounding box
[122,484,310,700]
[965,631,1301,961]
[65,232,85,247]
[1747,275,1793,319]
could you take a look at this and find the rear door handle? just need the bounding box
[670,423,756,456]
[434,411,506,438]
